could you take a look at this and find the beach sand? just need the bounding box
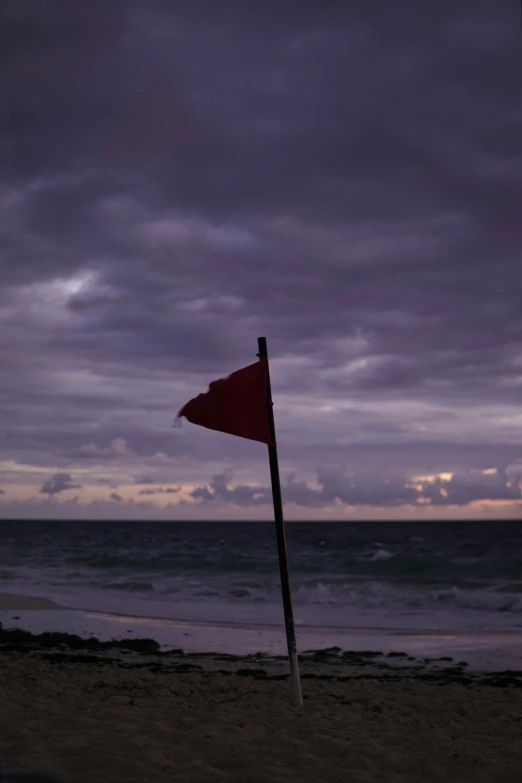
[1,593,522,782]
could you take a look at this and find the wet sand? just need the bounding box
[2,592,522,672]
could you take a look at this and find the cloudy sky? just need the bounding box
[1,0,521,521]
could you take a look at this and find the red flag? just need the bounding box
[176,357,275,445]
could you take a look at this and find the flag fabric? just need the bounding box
[176,357,275,446]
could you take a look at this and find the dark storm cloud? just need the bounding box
[138,487,180,495]
[295,442,522,476]
[1,0,521,517]
[190,467,522,508]
[97,479,120,488]
[191,470,272,507]
[417,468,522,507]
[188,470,412,508]
[40,473,82,495]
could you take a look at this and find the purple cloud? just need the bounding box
[189,468,522,508]
[40,473,82,495]
[138,487,180,495]
[0,0,520,519]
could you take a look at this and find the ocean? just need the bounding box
[1,519,521,637]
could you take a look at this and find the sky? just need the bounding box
[1,0,521,522]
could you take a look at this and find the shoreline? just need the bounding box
[1,592,522,680]
[2,616,522,690]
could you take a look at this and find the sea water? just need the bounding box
[0,519,521,636]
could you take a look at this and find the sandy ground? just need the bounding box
[1,649,522,783]
[1,592,522,782]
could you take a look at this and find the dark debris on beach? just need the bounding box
[1,621,521,688]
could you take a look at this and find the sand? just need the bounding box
[1,649,522,782]
[1,592,522,782]
[0,595,66,611]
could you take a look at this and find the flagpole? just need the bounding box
[257,336,303,710]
